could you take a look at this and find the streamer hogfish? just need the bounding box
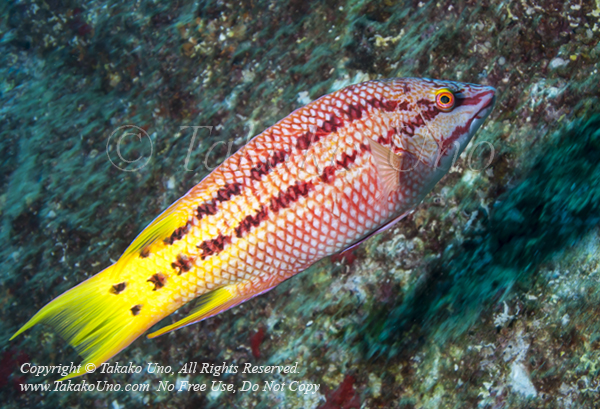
[12,77,495,379]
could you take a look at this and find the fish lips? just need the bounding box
[469,87,496,135]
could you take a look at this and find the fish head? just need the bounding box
[390,78,496,172]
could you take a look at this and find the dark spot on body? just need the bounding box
[270,180,314,213]
[396,100,410,111]
[336,143,369,170]
[216,183,242,202]
[147,273,167,291]
[198,235,231,259]
[320,165,337,183]
[296,131,317,150]
[250,150,287,180]
[320,115,344,134]
[345,103,363,120]
[130,305,142,316]
[196,201,218,220]
[171,253,194,274]
[111,282,127,294]
[235,205,269,238]
[164,221,191,245]
[379,128,396,145]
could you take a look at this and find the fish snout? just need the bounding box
[466,86,496,136]
[474,86,496,120]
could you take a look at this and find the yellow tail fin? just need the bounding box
[10,265,155,380]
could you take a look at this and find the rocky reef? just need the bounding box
[1,0,599,407]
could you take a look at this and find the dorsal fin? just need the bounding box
[110,198,187,279]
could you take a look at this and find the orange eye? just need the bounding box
[435,89,455,111]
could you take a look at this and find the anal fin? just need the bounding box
[148,285,244,338]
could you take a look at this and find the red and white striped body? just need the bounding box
[136,77,496,323]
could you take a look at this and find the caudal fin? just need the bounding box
[10,265,155,380]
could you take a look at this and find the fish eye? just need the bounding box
[435,89,455,112]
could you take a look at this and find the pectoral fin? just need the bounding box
[366,138,403,200]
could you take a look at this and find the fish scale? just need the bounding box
[150,87,406,303]
[12,77,495,379]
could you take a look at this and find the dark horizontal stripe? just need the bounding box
[320,142,370,184]
[367,97,400,112]
[415,99,442,122]
[197,235,231,259]
[193,182,242,229]
[296,97,401,152]
[250,150,287,180]
[270,180,314,213]
[199,180,317,260]
[184,95,407,262]
[320,165,336,183]
[200,142,370,261]
[455,90,494,109]
[164,221,191,245]
[235,205,269,238]
[346,98,406,122]
[440,92,494,152]
[296,114,344,150]
[210,141,371,257]
[398,104,442,138]
[196,201,218,219]
[442,120,473,152]
[166,183,242,247]
[216,182,242,202]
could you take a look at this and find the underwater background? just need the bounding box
[1,0,599,408]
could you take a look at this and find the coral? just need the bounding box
[318,375,361,409]
[250,327,266,359]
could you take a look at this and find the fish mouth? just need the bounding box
[468,89,496,136]
[474,89,496,120]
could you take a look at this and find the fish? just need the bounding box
[11,77,495,379]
